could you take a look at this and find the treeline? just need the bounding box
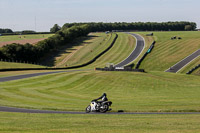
[63,21,196,31]
[0,28,13,34]
[0,21,197,64]
[0,24,90,63]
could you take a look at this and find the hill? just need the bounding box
[136,31,200,74]
[0,70,200,112]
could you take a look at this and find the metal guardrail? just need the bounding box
[135,41,156,69]
[186,64,200,74]
[95,67,145,72]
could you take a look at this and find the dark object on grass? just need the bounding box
[135,41,156,69]
[118,110,124,112]
[146,33,153,36]
[171,36,177,40]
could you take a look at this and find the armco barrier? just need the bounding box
[136,41,156,69]
[0,33,118,72]
[186,64,200,74]
[95,67,145,72]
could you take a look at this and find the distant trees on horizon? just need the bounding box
[0,21,197,65]
[50,24,61,33]
[0,28,13,34]
[62,21,197,31]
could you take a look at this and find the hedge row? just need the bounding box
[63,21,197,31]
[0,28,13,34]
[0,24,90,63]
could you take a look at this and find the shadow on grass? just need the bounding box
[39,35,99,67]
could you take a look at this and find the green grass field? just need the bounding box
[0,61,45,70]
[0,34,54,42]
[57,32,114,67]
[0,70,200,112]
[0,70,200,132]
[76,32,136,68]
[137,31,200,73]
[1,112,200,133]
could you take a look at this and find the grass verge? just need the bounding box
[0,61,45,70]
[1,112,200,133]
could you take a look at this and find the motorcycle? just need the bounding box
[85,100,112,113]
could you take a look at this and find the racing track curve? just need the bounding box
[165,49,200,73]
[115,33,145,67]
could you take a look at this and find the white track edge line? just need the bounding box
[114,32,145,67]
[176,54,200,73]
[165,49,200,72]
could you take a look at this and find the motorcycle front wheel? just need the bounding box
[85,105,91,113]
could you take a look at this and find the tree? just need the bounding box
[22,30,36,34]
[185,25,193,31]
[50,24,61,33]
[0,28,13,33]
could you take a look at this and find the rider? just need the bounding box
[93,93,108,106]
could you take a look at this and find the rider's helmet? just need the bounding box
[103,93,107,96]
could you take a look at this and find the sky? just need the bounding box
[0,0,199,32]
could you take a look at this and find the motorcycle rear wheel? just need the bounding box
[99,104,108,113]
[85,105,91,113]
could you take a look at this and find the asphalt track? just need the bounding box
[0,69,91,82]
[1,106,200,114]
[115,33,145,67]
[166,49,200,73]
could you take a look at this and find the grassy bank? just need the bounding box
[61,32,114,67]
[138,31,200,72]
[83,32,136,68]
[0,61,45,69]
[0,70,200,112]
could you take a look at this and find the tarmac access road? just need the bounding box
[0,69,92,82]
[165,49,200,73]
[115,33,145,68]
[1,106,200,115]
